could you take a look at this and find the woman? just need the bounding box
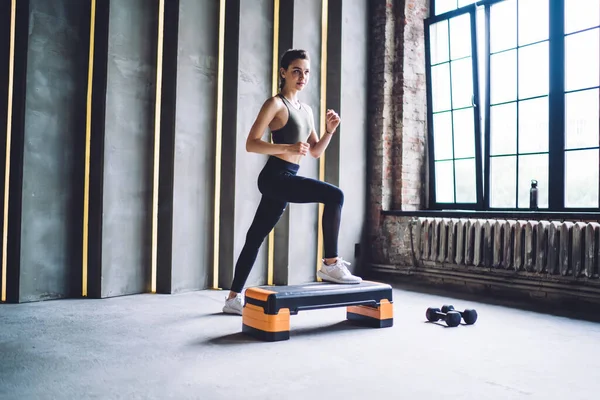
[223,49,362,316]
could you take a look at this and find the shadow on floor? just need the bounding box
[423,321,465,329]
[199,312,237,317]
[291,320,370,337]
[203,320,371,345]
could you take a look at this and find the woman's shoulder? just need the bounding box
[262,94,285,110]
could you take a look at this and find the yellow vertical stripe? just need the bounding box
[82,0,96,297]
[212,0,226,289]
[151,0,165,293]
[1,0,16,302]
[317,0,328,277]
[268,0,280,286]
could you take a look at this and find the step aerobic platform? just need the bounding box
[242,280,393,341]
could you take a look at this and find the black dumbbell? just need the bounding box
[441,305,478,325]
[425,307,461,327]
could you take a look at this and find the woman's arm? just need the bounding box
[306,108,341,158]
[246,97,307,156]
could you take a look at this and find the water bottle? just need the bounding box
[529,180,538,209]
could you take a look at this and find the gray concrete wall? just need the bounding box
[274,0,369,282]
[1,0,371,301]
[18,0,89,302]
[338,0,369,273]
[164,0,218,293]
[100,0,157,297]
[218,0,274,290]
[286,0,322,285]
[234,0,273,288]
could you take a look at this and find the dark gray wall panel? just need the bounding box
[234,0,273,289]
[325,0,342,188]
[217,0,239,289]
[18,0,88,302]
[100,0,157,297]
[0,0,9,182]
[338,0,368,272]
[219,0,273,290]
[169,0,218,292]
[4,0,28,303]
[0,0,11,301]
[272,0,293,286]
[156,0,178,293]
[287,0,321,284]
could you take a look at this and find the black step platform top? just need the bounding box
[244,281,393,315]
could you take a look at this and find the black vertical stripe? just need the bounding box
[156,0,180,294]
[5,0,29,303]
[87,0,110,299]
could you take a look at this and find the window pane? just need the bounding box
[453,108,475,158]
[432,63,452,112]
[518,154,548,208]
[433,112,454,160]
[436,0,457,15]
[519,42,549,99]
[518,0,549,46]
[491,50,517,105]
[518,97,549,153]
[430,21,450,65]
[451,58,474,108]
[566,89,600,150]
[490,156,517,207]
[491,0,517,53]
[458,0,477,6]
[565,28,600,92]
[491,103,517,156]
[565,0,600,34]
[435,160,455,202]
[455,158,477,202]
[565,149,599,208]
[450,13,472,60]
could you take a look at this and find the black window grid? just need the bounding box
[425,0,600,212]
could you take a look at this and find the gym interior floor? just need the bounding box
[1,283,598,400]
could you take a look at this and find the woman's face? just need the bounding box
[281,58,310,91]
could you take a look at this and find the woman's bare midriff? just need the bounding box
[273,153,303,165]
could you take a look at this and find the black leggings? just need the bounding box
[230,156,344,293]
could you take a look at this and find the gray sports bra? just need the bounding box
[271,94,313,144]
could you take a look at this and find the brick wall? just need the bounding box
[368,0,429,264]
[365,2,600,314]
[399,0,428,210]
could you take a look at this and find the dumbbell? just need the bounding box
[441,305,478,325]
[425,307,461,327]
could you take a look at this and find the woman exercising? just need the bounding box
[223,49,362,316]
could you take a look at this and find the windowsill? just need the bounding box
[381,209,600,220]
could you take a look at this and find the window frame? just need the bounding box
[425,0,600,212]
[425,5,484,210]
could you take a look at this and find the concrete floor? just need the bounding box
[1,284,600,400]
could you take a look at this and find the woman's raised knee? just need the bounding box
[329,187,344,207]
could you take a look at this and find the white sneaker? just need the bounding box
[317,258,362,284]
[222,295,243,315]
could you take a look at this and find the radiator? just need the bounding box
[414,218,600,279]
